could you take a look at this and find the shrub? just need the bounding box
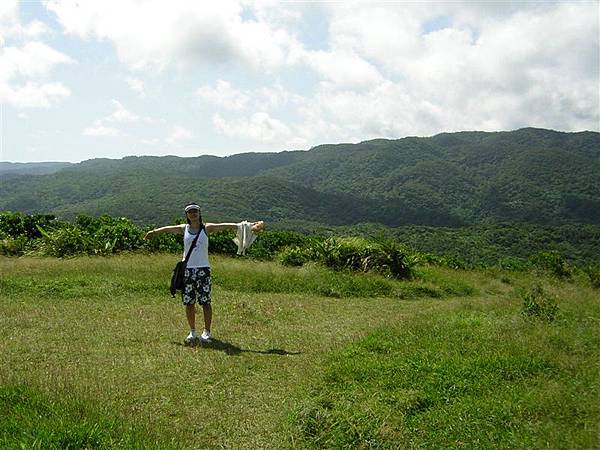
[204,229,311,258]
[246,230,311,259]
[435,255,470,270]
[73,214,144,253]
[310,237,365,272]
[208,230,237,255]
[368,238,417,279]
[0,234,30,256]
[529,251,572,279]
[279,246,310,267]
[521,284,559,322]
[498,256,528,271]
[418,252,445,266]
[584,264,600,289]
[302,236,417,279]
[36,226,94,257]
[74,214,98,234]
[0,211,60,239]
[95,221,144,252]
[141,228,182,253]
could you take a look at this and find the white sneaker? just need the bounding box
[200,329,211,343]
[184,331,197,345]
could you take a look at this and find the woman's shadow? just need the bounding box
[174,338,301,356]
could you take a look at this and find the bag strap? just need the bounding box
[183,224,204,264]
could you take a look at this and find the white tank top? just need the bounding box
[182,224,209,268]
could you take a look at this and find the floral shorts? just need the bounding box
[182,267,211,306]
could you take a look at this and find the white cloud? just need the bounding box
[141,138,160,146]
[292,1,599,139]
[258,83,293,110]
[0,41,73,81]
[0,3,72,109]
[20,20,51,39]
[0,80,70,109]
[304,49,383,91]
[213,0,596,149]
[197,80,308,147]
[83,121,120,137]
[289,82,420,143]
[83,100,154,138]
[0,1,17,21]
[327,3,423,69]
[197,79,295,113]
[11,21,51,40]
[213,111,294,145]
[248,0,303,27]
[0,1,19,41]
[1,0,50,40]
[46,0,303,70]
[126,77,145,97]
[7,1,599,163]
[106,99,139,122]
[166,125,193,144]
[197,79,250,111]
[45,0,597,140]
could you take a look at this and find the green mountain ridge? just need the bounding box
[1,127,598,227]
[0,162,73,176]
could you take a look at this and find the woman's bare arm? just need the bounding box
[144,224,185,240]
[205,223,238,234]
[205,221,264,234]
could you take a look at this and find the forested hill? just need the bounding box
[0,162,73,177]
[1,127,598,227]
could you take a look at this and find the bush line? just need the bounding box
[1,211,595,283]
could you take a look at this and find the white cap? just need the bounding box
[184,204,200,212]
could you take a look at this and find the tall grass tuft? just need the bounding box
[368,237,417,279]
[279,236,417,279]
[521,284,559,322]
[584,264,600,289]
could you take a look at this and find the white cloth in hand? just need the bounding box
[233,221,258,255]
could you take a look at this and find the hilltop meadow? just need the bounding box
[1,211,599,448]
[1,253,599,449]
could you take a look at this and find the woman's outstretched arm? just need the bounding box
[205,221,264,234]
[144,224,185,240]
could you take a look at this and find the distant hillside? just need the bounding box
[261,128,600,224]
[0,162,73,177]
[1,128,598,227]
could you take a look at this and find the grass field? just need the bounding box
[1,254,599,449]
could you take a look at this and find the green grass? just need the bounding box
[292,299,600,448]
[1,254,598,449]
[0,384,169,449]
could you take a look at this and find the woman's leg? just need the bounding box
[186,304,196,330]
[202,303,212,332]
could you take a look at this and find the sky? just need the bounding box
[0,0,598,163]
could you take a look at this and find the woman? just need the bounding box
[144,203,263,344]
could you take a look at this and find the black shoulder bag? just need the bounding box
[170,224,204,297]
